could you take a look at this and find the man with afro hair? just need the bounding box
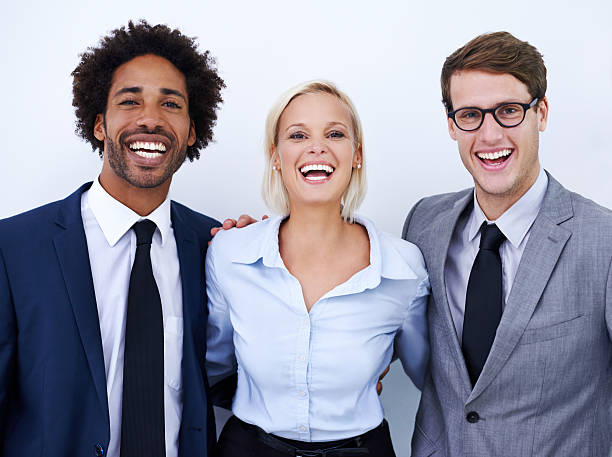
[0,20,226,457]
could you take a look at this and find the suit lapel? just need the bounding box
[53,183,108,415]
[171,203,203,355]
[469,175,573,400]
[422,190,474,389]
[171,203,205,436]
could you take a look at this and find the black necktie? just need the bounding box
[462,222,506,386]
[121,219,166,456]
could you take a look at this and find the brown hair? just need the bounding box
[441,31,547,111]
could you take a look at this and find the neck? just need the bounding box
[476,193,516,221]
[98,169,171,217]
[476,173,538,221]
[280,204,349,252]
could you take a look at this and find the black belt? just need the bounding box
[245,419,387,456]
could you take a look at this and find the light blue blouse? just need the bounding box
[205,215,429,442]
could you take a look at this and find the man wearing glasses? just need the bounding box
[403,32,612,456]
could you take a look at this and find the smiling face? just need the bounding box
[273,92,361,212]
[94,54,195,193]
[448,70,548,218]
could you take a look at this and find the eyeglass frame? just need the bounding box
[447,98,539,132]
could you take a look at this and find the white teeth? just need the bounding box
[134,150,163,159]
[129,141,166,152]
[477,149,512,160]
[299,164,335,174]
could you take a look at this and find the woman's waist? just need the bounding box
[231,389,385,441]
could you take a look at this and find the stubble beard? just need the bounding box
[105,132,187,189]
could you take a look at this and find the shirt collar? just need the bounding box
[87,177,172,247]
[232,214,418,284]
[468,167,548,247]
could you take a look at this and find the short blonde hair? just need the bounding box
[262,80,366,222]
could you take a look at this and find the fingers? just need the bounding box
[210,216,260,240]
[209,219,239,244]
[378,364,390,380]
[262,214,269,220]
[235,214,258,228]
[376,364,390,396]
[222,218,238,229]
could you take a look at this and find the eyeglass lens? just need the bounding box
[455,103,526,130]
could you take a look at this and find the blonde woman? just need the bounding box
[206,81,429,457]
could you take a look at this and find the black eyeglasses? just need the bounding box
[448,98,539,131]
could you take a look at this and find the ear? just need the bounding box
[271,145,281,168]
[353,144,363,168]
[93,114,106,141]
[536,97,549,132]
[187,120,196,146]
[447,114,458,141]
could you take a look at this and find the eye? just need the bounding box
[163,100,181,109]
[497,104,520,117]
[458,109,480,120]
[328,130,345,139]
[118,99,138,106]
[289,132,306,140]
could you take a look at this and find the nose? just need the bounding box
[136,103,164,130]
[477,111,504,143]
[308,138,327,154]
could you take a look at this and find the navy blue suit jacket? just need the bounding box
[0,183,219,457]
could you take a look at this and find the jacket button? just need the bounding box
[466,411,480,423]
[94,443,104,456]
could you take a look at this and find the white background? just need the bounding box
[2,1,611,454]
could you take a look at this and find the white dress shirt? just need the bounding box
[445,168,548,341]
[81,178,183,457]
[206,215,429,442]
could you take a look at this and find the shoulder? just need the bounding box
[359,216,428,283]
[171,201,220,229]
[379,231,427,277]
[171,201,221,245]
[568,191,612,225]
[410,188,472,220]
[0,199,64,247]
[207,216,277,264]
[402,188,472,240]
[565,191,612,255]
[544,177,612,241]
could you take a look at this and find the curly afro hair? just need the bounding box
[72,20,225,161]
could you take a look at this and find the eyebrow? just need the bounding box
[113,86,187,101]
[456,99,523,110]
[284,121,349,131]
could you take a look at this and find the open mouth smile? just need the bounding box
[129,141,167,158]
[476,148,513,168]
[299,163,335,182]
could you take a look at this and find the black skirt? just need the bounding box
[216,415,397,457]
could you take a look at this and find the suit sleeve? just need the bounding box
[204,239,237,387]
[0,247,16,440]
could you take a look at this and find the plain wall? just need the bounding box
[2,1,611,455]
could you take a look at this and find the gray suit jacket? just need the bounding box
[402,173,612,457]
